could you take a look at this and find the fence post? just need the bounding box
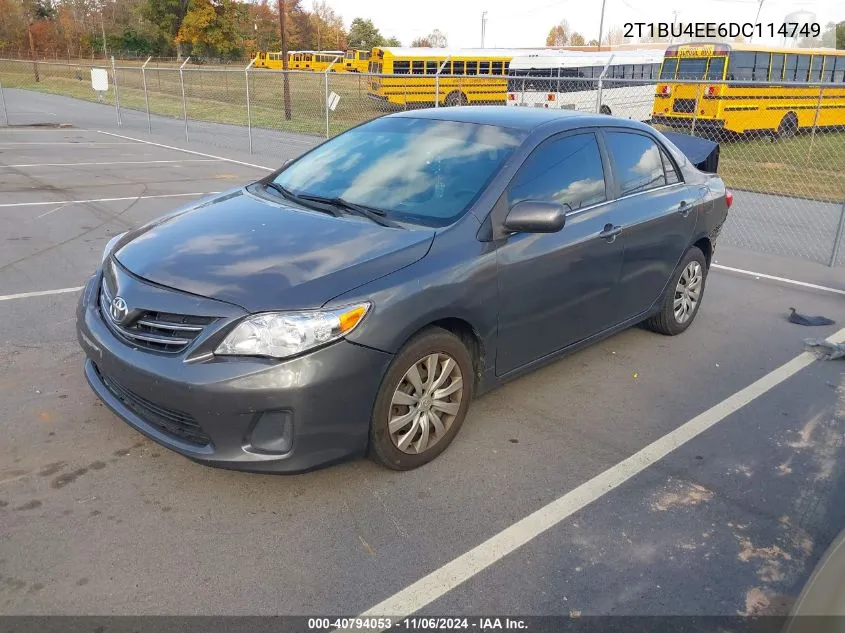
[690,82,702,136]
[111,56,122,127]
[435,57,450,108]
[0,76,8,126]
[830,203,845,268]
[245,58,255,154]
[141,55,152,134]
[595,55,614,113]
[324,55,341,139]
[179,57,190,143]
[807,85,824,161]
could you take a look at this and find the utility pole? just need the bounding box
[597,0,607,51]
[279,0,292,120]
[669,10,680,44]
[749,0,764,42]
[481,11,488,48]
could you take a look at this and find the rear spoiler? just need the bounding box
[662,131,720,174]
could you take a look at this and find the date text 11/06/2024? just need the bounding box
[624,22,821,40]
[307,617,529,630]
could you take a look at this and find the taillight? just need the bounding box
[658,84,670,96]
[706,85,716,96]
[725,190,733,208]
[547,93,556,101]
[508,93,515,100]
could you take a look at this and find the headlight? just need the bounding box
[215,303,371,359]
[101,232,127,264]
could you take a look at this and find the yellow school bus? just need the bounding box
[252,50,345,71]
[290,51,345,71]
[652,42,845,136]
[343,49,372,72]
[367,48,524,107]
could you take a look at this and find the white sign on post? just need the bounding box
[90,68,109,101]
[327,91,341,111]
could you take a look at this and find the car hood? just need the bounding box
[114,189,434,312]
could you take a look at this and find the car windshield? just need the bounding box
[271,117,525,227]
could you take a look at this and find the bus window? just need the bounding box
[727,52,753,80]
[706,57,725,80]
[491,61,503,75]
[659,57,678,79]
[810,56,823,81]
[677,58,707,79]
[412,61,424,74]
[770,53,784,81]
[796,55,810,81]
[503,62,510,74]
[822,56,834,82]
[361,52,370,60]
[453,61,465,75]
[466,61,478,75]
[394,60,410,74]
[480,61,491,74]
[834,57,845,83]
[346,51,354,59]
[425,60,437,74]
[754,53,770,80]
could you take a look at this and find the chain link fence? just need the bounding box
[1,57,844,267]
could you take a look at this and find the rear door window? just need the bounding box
[604,132,667,196]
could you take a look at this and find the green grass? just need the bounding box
[3,60,844,202]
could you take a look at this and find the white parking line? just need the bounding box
[0,191,218,208]
[712,264,845,296]
[96,130,275,171]
[2,159,220,168]
[345,326,845,630]
[0,286,84,302]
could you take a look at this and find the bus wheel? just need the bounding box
[777,112,798,139]
[445,91,468,107]
[599,105,611,116]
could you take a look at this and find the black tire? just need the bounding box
[599,105,611,115]
[644,247,708,336]
[444,91,468,107]
[777,112,798,139]
[369,327,474,470]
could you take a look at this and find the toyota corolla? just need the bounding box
[76,107,731,473]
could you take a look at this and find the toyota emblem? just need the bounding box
[109,296,130,324]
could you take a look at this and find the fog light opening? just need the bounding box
[249,411,293,454]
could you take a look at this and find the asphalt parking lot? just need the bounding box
[1,125,844,625]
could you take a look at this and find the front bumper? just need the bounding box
[76,272,393,473]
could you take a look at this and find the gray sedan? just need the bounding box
[76,107,731,473]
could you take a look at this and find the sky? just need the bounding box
[325,0,844,48]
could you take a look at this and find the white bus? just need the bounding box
[506,50,664,121]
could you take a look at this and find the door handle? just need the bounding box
[599,223,622,242]
[677,200,691,217]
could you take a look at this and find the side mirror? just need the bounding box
[503,200,568,234]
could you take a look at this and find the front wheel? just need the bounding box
[644,247,708,336]
[369,328,474,470]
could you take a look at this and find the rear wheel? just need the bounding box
[644,247,707,336]
[444,91,468,107]
[369,328,474,470]
[777,112,798,139]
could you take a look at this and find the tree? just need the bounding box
[838,21,845,49]
[819,21,844,49]
[569,32,585,46]
[384,36,401,46]
[176,0,243,58]
[143,0,191,58]
[347,17,383,49]
[311,0,346,50]
[546,19,570,46]
[411,36,430,47]
[586,38,599,47]
[428,29,447,47]
[604,25,624,46]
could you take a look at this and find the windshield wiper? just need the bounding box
[296,193,403,229]
[261,182,341,216]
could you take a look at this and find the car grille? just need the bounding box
[94,364,211,446]
[673,98,697,114]
[99,281,215,353]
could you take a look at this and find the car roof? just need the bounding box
[388,106,650,133]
